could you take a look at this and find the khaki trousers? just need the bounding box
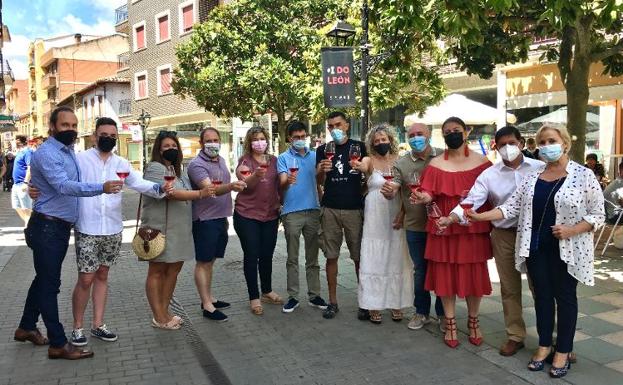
[491,227,526,342]
[283,210,321,300]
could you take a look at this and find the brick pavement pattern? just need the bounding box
[0,190,623,384]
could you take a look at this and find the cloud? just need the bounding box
[3,34,32,79]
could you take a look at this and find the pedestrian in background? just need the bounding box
[15,107,122,360]
[278,121,327,314]
[468,125,604,378]
[11,135,33,226]
[188,127,245,323]
[234,126,283,315]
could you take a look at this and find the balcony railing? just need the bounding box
[117,52,130,71]
[115,4,128,25]
[42,73,57,90]
[119,99,131,116]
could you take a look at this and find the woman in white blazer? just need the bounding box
[468,125,604,379]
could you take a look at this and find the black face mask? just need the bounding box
[374,143,391,156]
[162,149,179,163]
[54,130,78,146]
[444,132,464,150]
[97,136,117,153]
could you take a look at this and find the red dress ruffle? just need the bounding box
[421,162,493,298]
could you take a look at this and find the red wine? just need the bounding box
[428,214,440,219]
[117,172,130,179]
[460,203,474,210]
[212,180,223,186]
[383,175,394,181]
[240,170,251,177]
[349,155,360,161]
[259,164,269,170]
[289,167,299,173]
[325,152,335,160]
[407,183,420,193]
[163,175,175,182]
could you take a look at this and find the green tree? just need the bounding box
[375,0,623,161]
[174,0,445,150]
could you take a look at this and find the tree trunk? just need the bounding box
[276,111,288,153]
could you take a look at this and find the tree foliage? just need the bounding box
[375,0,623,162]
[174,0,446,148]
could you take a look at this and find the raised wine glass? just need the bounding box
[325,141,336,161]
[239,160,252,180]
[288,157,299,184]
[211,168,223,187]
[407,171,421,194]
[348,144,361,174]
[426,202,444,235]
[459,189,473,226]
[381,165,394,182]
[116,164,131,192]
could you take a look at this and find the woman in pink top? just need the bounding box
[234,126,283,315]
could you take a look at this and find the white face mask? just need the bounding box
[498,144,521,162]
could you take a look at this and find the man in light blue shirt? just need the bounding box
[278,121,327,313]
[14,107,122,361]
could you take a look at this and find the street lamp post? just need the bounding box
[136,109,151,170]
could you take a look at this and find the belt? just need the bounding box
[493,226,517,231]
[32,211,73,227]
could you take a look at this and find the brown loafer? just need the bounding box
[499,339,525,356]
[14,328,49,346]
[48,343,94,360]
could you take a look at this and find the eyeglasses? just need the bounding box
[158,130,177,139]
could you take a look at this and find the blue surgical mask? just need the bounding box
[330,129,345,143]
[292,139,306,151]
[539,143,563,162]
[409,136,428,152]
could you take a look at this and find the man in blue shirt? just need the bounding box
[14,106,123,360]
[11,135,33,226]
[278,121,327,313]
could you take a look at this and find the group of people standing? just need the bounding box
[13,106,604,381]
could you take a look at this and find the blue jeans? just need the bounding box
[233,212,279,301]
[406,230,444,317]
[19,215,72,348]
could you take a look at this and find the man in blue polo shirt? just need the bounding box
[11,135,33,226]
[278,121,328,313]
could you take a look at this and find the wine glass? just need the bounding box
[239,160,252,180]
[381,165,394,182]
[116,164,131,192]
[426,202,444,235]
[163,165,176,194]
[407,171,421,194]
[258,154,270,182]
[349,144,361,174]
[459,189,473,226]
[202,177,216,198]
[288,157,299,184]
[211,168,223,186]
[325,141,336,161]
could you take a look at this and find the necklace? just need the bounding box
[534,177,565,250]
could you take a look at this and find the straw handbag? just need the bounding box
[132,195,168,261]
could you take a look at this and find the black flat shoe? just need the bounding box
[212,300,231,310]
[357,308,370,321]
[202,309,228,322]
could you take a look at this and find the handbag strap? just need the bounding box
[134,194,169,236]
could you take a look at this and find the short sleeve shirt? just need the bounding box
[187,152,232,221]
[277,147,319,215]
[13,147,32,184]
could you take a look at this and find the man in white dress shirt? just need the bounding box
[439,125,543,356]
[69,118,164,346]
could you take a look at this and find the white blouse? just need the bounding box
[498,160,605,285]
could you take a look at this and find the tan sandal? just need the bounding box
[391,309,403,322]
[369,310,382,324]
[261,293,284,305]
[251,305,264,315]
[151,318,181,330]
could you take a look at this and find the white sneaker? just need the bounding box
[407,314,431,330]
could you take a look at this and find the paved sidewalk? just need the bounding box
[0,189,622,384]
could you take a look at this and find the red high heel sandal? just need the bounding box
[444,317,460,348]
[468,316,483,346]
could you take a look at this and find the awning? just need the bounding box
[0,114,17,132]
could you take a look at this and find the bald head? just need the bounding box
[408,123,430,139]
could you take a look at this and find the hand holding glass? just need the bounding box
[426,202,444,235]
[349,144,361,174]
[459,189,473,226]
[288,158,299,184]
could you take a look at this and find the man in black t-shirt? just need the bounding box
[316,111,368,319]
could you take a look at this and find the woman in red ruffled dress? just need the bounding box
[411,117,492,348]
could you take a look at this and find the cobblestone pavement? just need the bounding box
[1,189,622,385]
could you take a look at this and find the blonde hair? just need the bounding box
[535,124,572,152]
[242,126,270,156]
[366,123,399,156]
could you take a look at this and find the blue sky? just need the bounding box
[3,0,125,78]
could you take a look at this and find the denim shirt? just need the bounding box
[31,137,104,223]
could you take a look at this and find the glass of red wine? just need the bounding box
[288,158,299,184]
[211,168,223,187]
[239,160,252,180]
[116,165,131,193]
[381,166,394,182]
[407,171,421,194]
[258,154,270,182]
[426,202,444,235]
[348,144,361,174]
[325,141,336,162]
[163,165,176,193]
[459,189,473,226]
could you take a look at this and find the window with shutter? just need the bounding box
[160,68,172,94]
[158,15,169,42]
[138,75,147,99]
[136,25,145,49]
[182,5,193,32]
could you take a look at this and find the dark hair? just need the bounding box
[151,132,183,176]
[199,127,220,143]
[287,121,307,137]
[95,117,118,131]
[15,135,27,146]
[494,125,522,143]
[49,106,75,128]
[586,153,598,162]
[242,126,270,156]
[327,111,348,122]
[441,116,467,132]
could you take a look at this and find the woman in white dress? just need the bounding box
[353,124,414,324]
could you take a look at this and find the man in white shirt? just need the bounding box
[70,118,163,346]
[439,126,543,356]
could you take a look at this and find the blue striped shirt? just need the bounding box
[30,136,104,223]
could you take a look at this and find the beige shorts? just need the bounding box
[319,207,363,261]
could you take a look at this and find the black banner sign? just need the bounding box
[321,47,356,108]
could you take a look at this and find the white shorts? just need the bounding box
[11,183,32,210]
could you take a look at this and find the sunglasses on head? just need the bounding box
[158,130,177,139]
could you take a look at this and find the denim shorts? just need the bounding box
[192,218,229,262]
